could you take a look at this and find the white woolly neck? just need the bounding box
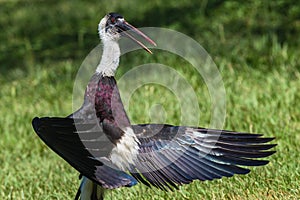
[96,40,120,77]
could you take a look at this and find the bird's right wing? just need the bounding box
[32,117,137,189]
[131,124,276,190]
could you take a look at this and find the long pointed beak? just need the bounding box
[117,20,156,54]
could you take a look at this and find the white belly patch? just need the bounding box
[110,127,140,171]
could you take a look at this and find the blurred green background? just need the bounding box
[1,0,299,199]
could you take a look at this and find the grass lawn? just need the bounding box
[1,1,299,199]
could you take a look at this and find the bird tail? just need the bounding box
[75,176,105,200]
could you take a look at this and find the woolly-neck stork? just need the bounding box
[32,13,276,200]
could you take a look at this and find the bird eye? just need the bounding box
[111,17,115,23]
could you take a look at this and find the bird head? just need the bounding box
[98,13,156,53]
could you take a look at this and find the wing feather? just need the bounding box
[131,124,276,189]
[32,117,137,189]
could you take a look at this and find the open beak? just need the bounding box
[116,20,156,54]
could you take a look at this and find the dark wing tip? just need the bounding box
[32,117,41,133]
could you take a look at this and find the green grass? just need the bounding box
[1,1,300,199]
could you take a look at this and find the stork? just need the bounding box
[32,13,276,200]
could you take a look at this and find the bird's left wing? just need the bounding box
[32,117,137,189]
[130,124,276,190]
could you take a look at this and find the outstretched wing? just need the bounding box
[32,118,276,190]
[131,124,276,190]
[32,117,137,189]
